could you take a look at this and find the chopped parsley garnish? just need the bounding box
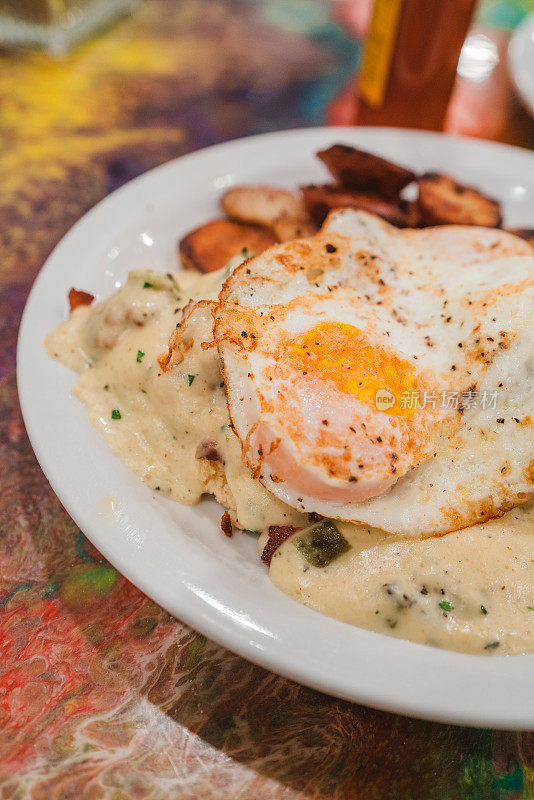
[481,605,488,615]
[103,384,109,391]
[242,247,250,258]
[438,600,451,612]
[143,281,153,289]
[528,606,534,612]
[140,389,147,394]
[188,374,196,386]
[484,641,499,650]
[136,349,145,363]
[111,409,122,420]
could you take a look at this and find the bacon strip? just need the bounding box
[221,511,233,537]
[195,440,223,461]
[261,525,300,565]
[68,288,94,313]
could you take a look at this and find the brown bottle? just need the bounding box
[357,0,477,131]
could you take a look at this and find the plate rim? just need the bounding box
[17,126,534,730]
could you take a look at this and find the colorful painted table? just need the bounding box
[2,1,534,796]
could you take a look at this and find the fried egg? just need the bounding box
[214,210,534,537]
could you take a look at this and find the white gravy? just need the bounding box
[46,267,534,655]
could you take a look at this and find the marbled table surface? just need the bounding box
[2,1,534,796]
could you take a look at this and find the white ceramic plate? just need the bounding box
[18,128,534,729]
[508,12,534,118]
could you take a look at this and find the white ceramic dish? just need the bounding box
[508,12,534,119]
[17,127,534,729]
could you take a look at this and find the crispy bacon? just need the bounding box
[221,511,233,537]
[261,524,300,565]
[195,440,223,461]
[68,288,94,312]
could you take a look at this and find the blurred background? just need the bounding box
[2,0,534,302]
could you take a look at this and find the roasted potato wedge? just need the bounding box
[301,184,409,227]
[221,186,307,228]
[416,173,502,227]
[508,228,534,248]
[317,144,416,199]
[272,217,318,242]
[179,218,277,273]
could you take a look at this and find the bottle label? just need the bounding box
[359,0,403,108]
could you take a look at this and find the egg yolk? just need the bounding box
[288,322,417,417]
